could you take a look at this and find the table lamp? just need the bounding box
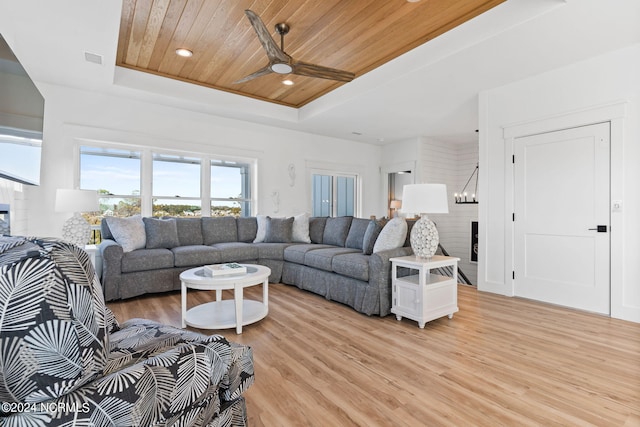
[401,183,448,258]
[55,189,99,246]
[389,200,402,217]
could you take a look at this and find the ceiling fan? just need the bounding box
[234,9,355,84]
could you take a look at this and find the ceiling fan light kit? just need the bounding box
[235,9,355,84]
[271,63,293,74]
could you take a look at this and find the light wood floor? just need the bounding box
[108,284,640,427]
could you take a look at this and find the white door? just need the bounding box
[514,122,610,314]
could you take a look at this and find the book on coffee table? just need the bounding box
[204,262,247,277]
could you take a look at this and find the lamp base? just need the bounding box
[410,214,439,258]
[61,212,92,247]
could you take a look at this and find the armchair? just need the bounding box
[0,236,253,426]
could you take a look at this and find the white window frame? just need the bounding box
[77,141,257,218]
[306,160,362,217]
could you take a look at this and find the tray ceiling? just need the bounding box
[117,0,506,108]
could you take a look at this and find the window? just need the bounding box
[152,153,201,217]
[0,126,42,185]
[211,160,252,217]
[79,144,255,232]
[312,173,356,217]
[80,146,142,217]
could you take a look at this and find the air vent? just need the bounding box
[84,52,103,65]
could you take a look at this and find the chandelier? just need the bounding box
[454,163,478,204]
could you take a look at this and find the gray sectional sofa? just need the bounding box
[99,215,413,316]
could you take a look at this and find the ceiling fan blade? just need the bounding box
[244,10,290,64]
[292,61,355,82]
[233,65,273,84]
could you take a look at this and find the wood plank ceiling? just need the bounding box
[117,0,506,108]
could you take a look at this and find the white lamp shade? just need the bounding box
[55,189,99,213]
[390,200,402,209]
[401,183,449,215]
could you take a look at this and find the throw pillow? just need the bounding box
[253,215,268,243]
[345,218,370,250]
[264,216,294,243]
[292,212,311,243]
[143,217,180,249]
[373,217,407,253]
[105,215,146,253]
[362,219,386,255]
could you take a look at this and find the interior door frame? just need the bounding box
[502,102,626,315]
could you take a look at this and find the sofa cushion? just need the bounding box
[254,242,291,261]
[292,212,311,243]
[143,217,180,249]
[175,217,203,246]
[322,216,353,247]
[105,215,146,252]
[345,218,370,250]
[331,252,370,282]
[308,217,327,244]
[202,217,238,245]
[362,219,386,255]
[284,243,333,264]
[304,247,360,272]
[211,242,258,262]
[373,217,408,253]
[264,216,294,243]
[172,245,221,267]
[237,217,258,242]
[121,248,174,273]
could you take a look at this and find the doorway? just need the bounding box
[388,171,412,218]
[513,122,610,314]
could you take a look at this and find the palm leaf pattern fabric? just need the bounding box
[0,237,253,426]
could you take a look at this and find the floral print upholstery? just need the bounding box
[0,237,253,426]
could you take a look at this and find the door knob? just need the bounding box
[588,225,607,232]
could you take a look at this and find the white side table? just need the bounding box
[390,255,460,328]
[84,244,102,277]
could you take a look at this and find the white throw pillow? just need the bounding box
[292,212,311,243]
[253,215,268,243]
[106,215,146,252]
[373,217,407,253]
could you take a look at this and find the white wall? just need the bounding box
[479,43,640,322]
[382,136,479,284]
[453,142,479,284]
[16,83,384,237]
[419,139,478,285]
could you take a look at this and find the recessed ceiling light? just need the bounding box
[175,48,193,58]
[282,79,294,86]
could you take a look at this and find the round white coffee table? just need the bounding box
[180,264,270,334]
